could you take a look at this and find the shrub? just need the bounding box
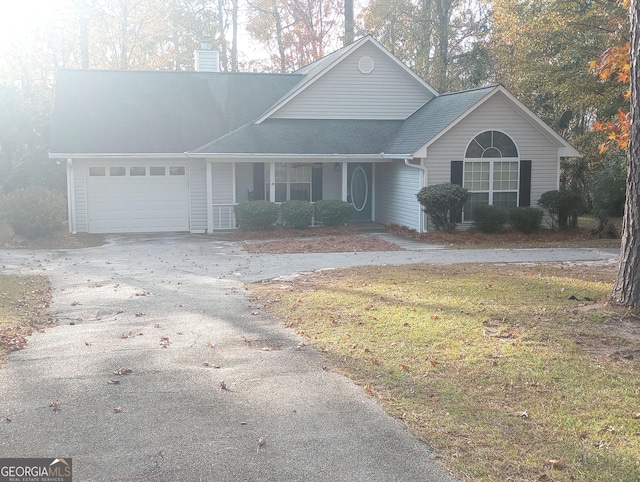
[314,200,354,226]
[281,200,314,229]
[234,201,279,230]
[416,183,469,231]
[509,207,544,234]
[3,186,67,239]
[538,189,585,229]
[590,162,626,217]
[472,204,509,233]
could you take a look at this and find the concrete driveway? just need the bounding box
[0,234,619,481]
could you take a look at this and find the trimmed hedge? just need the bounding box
[313,200,354,226]
[509,207,543,234]
[234,201,279,230]
[416,183,469,231]
[281,200,314,229]
[538,190,585,229]
[3,186,67,239]
[472,204,508,233]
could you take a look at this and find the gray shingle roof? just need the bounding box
[50,69,303,154]
[193,119,404,155]
[386,86,496,155]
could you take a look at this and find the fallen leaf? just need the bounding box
[107,379,120,385]
[114,367,132,376]
[219,380,227,390]
[545,459,565,470]
[49,401,61,413]
[257,436,266,453]
[400,364,410,371]
[113,407,124,413]
[370,358,381,366]
[519,411,530,418]
[135,311,145,317]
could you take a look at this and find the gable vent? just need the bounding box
[358,56,375,74]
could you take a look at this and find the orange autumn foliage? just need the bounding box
[591,3,630,153]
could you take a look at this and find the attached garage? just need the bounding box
[85,162,190,233]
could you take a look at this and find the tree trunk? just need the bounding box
[344,0,354,46]
[612,1,640,308]
[79,0,89,69]
[217,0,229,71]
[273,0,286,73]
[231,0,238,71]
[119,1,129,70]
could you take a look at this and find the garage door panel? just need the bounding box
[87,164,190,233]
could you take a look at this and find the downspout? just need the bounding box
[404,158,428,233]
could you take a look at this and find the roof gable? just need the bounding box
[389,85,580,158]
[255,36,438,122]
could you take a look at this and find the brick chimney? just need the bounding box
[194,36,219,72]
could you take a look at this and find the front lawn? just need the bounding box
[249,262,640,481]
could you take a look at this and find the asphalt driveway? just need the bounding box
[0,234,619,481]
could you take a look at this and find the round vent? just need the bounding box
[357,56,375,74]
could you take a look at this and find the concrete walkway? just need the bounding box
[0,234,618,481]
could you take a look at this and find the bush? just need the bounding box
[416,183,469,231]
[538,189,585,229]
[509,207,544,234]
[234,201,279,230]
[590,162,626,217]
[281,200,314,229]
[3,186,67,239]
[314,200,354,226]
[472,204,509,233]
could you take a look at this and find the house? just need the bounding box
[49,36,579,234]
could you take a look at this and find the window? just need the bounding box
[463,131,519,221]
[170,166,185,176]
[265,163,311,202]
[89,167,106,176]
[130,167,146,176]
[110,167,126,176]
[150,166,166,176]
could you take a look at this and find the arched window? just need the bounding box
[463,131,519,221]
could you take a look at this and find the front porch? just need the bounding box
[205,160,377,231]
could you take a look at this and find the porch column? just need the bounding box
[341,161,348,202]
[269,162,276,202]
[206,161,213,233]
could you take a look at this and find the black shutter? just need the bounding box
[519,160,531,207]
[312,166,322,202]
[451,160,463,186]
[253,163,265,200]
[451,160,464,223]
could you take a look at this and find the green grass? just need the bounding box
[250,263,640,481]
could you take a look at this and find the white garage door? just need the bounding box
[87,163,189,233]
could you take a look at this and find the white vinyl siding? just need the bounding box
[272,43,434,120]
[72,161,88,233]
[425,92,560,214]
[189,160,207,233]
[374,160,421,230]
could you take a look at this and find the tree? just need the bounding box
[611,0,640,308]
[246,0,343,72]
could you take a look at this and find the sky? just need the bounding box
[0,0,64,51]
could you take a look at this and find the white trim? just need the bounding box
[341,162,348,202]
[66,159,76,234]
[255,36,438,124]
[206,161,213,233]
[51,153,390,160]
[371,163,376,222]
[269,162,276,202]
[412,86,581,158]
